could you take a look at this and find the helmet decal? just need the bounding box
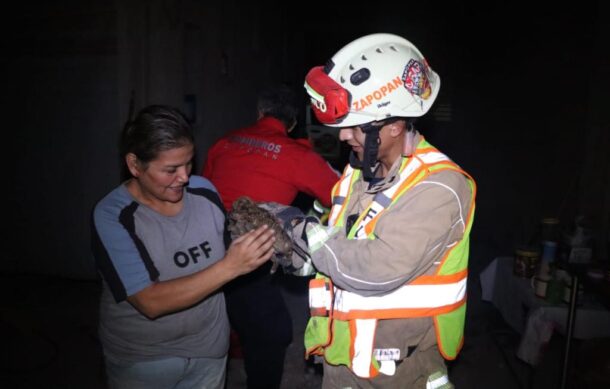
[352,76,402,112]
[402,59,432,102]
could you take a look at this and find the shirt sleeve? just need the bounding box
[92,195,156,302]
[189,174,219,192]
[311,170,472,296]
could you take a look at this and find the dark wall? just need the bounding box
[5,1,608,278]
[427,3,609,271]
[6,2,120,277]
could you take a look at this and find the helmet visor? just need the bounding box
[304,66,351,125]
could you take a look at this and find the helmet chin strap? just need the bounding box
[348,123,380,181]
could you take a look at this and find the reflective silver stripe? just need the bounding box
[309,285,331,311]
[333,195,346,205]
[328,167,356,225]
[387,151,448,199]
[352,319,376,378]
[419,151,451,164]
[334,278,466,312]
[372,192,392,208]
[426,372,451,389]
[382,157,423,199]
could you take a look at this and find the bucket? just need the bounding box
[514,247,540,278]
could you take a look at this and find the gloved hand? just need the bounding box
[289,215,321,276]
[305,221,339,253]
[290,217,341,276]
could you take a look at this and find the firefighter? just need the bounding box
[296,33,477,388]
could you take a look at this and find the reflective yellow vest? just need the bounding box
[305,138,476,378]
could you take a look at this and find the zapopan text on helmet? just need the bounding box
[307,75,402,118]
[352,76,403,112]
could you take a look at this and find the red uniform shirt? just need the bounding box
[202,117,339,211]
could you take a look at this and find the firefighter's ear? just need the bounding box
[387,120,406,138]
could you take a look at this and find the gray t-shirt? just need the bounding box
[92,175,229,362]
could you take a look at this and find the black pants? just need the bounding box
[225,265,293,389]
[241,338,287,389]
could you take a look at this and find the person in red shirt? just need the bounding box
[202,84,339,389]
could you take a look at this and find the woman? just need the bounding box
[92,105,275,389]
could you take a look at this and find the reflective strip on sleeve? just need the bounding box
[426,371,452,389]
[307,224,331,252]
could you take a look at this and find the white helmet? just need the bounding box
[304,33,440,127]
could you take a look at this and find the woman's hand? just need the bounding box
[224,225,276,277]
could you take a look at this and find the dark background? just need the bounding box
[4,0,608,282]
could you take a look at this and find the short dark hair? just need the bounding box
[257,84,298,129]
[120,105,194,164]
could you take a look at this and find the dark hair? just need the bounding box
[256,84,298,129]
[120,105,194,164]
